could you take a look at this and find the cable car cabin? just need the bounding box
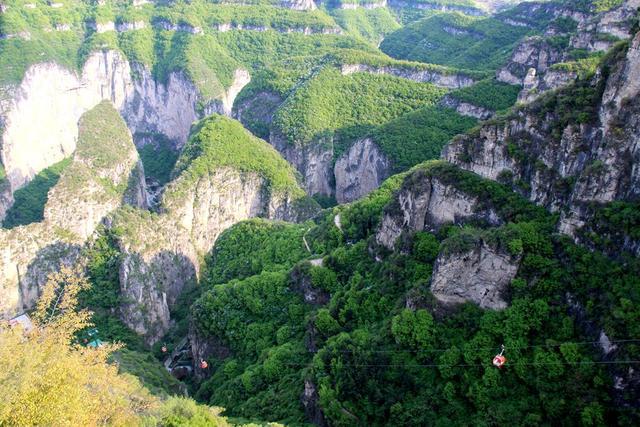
[493,344,506,368]
[493,354,507,368]
[200,360,208,369]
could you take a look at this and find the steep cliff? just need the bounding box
[340,63,476,89]
[0,102,146,318]
[376,162,505,249]
[445,33,640,254]
[113,116,318,343]
[431,236,520,309]
[0,50,249,221]
[497,0,639,102]
[334,138,390,203]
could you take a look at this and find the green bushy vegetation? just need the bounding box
[371,106,477,172]
[388,0,486,25]
[575,200,640,255]
[333,106,476,173]
[380,4,560,72]
[449,78,520,111]
[592,0,624,12]
[79,228,148,352]
[273,66,447,145]
[380,12,527,71]
[76,101,133,169]
[205,219,311,286]
[550,51,604,80]
[137,135,180,186]
[2,157,71,228]
[110,349,184,396]
[184,159,640,424]
[171,115,304,195]
[329,7,400,44]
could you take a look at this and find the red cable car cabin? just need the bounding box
[200,360,208,369]
[493,354,507,368]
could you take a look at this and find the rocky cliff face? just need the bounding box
[340,64,475,89]
[570,0,640,52]
[0,51,132,208]
[335,138,390,203]
[115,167,306,343]
[114,117,316,343]
[445,33,640,254]
[0,50,249,221]
[439,94,494,120]
[497,0,639,102]
[431,240,519,310]
[279,0,317,10]
[0,102,146,318]
[376,163,501,249]
[270,130,335,197]
[496,36,565,86]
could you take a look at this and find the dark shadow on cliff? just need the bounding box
[118,249,198,346]
[2,158,72,229]
[22,241,83,312]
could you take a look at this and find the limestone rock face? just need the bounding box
[279,0,317,10]
[115,167,305,344]
[376,167,500,250]
[445,32,640,255]
[340,64,475,89]
[270,130,335,197]
[335,138,390,203]
[431,241,519,310]
[439,94,494,120]
[0,50,133,199]
[497,36,564,87]
[570,0,640,53]
[0,102,146,318]
[0,50,249,220]
[114,117,316,343]
[497,0,639,102]
[122,65,198,148]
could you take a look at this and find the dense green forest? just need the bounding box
[2,0,639,425]
[182,161,640,425]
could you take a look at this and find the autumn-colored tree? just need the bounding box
[0,266,156,426]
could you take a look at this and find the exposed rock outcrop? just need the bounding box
[497,0,639,102]
[387,0,486,16]
[0,102,146,318]
[439,94,494,120]
[1,50,132,201]
[202,69,251,116]
[338,0,387,9]
[570,0,640,53]
[445,33,640,255]
[114,116,317,343]
[270,131,335,197]
[376,163,501,250]
[279,0,317,10]
[340,64,475,89]
[496,36,565,87]
[334,138,390,203]
[0,50,249,220]
[431,240,519,310]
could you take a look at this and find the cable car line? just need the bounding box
[305,338,640,354]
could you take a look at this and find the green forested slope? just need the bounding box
[188,161,640,425]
